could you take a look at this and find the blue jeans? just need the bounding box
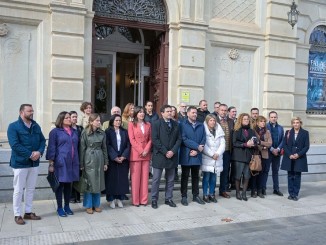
[288,171,301,197]
[259,158,271,191]
[202,171,217,196]
[219,151,231,193]
[267,152,281,191]
[83,192,101,208]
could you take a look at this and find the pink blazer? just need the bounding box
[128,122,152,161]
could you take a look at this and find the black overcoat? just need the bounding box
[281,128,310,172]
[151,118,182,169]
[231,127,256,163]
[105,127,130,195]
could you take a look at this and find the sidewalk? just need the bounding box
[0,181,326,245]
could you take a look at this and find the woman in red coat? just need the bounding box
[128,106,152,206]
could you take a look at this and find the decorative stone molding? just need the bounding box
[228,48,239,60]
[0,23,9,37]
[212,0,256,23]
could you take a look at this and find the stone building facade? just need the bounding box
[0,0,325,200]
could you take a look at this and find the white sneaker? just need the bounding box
[109,201,116,209]
[116,199,123,208]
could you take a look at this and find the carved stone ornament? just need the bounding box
[0,23,9,37]
[228,48,239,60]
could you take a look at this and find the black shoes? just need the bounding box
[151,200,158,209]
[203,195,210,203]
[236,191,242,200]
[257,190,265,199]
[273,190,284,196]
[165,199,177,207]
[149,172,153,179]
[181,197,188,206]
[262,189,266,195]
[288,195,298,201]
[209,195,218,203]
[251,190,257,198]
[242,192,248,201]
[193,196,205,205]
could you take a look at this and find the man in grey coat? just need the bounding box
[151,105,182,209]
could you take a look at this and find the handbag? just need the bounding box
[47,171,60,193]
[73,170,88,193]
[249,154,262,176]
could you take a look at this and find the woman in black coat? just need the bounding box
[281,117,309,201]
[231,113,256,201]
[105,114,130,208]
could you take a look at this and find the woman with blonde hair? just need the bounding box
[201,114,225,203]
[231,113,257,201]
[252,116,272,198]
[79,113,108,214]
[122,103,135,130]
[281,117,309,201]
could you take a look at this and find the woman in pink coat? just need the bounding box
[128,106,152,206]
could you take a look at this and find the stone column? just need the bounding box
[263,0,298,125]
[49,1,87,121]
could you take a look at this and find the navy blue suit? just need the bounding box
[281,128,310,198]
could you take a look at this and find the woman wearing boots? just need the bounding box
[231,113,256,201]
[201,114,225,203]
[251,116,272,198]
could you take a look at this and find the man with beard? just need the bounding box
[7,104,46,225]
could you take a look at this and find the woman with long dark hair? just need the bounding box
[46,111,80,217]
[128,106,152,206]
[105,114,130,208]
[231,113,256,201]
[252,116,272,198]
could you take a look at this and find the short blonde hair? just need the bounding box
[205,114,217,125]
[291,116,303,125]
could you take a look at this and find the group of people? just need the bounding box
[7,101,310,225]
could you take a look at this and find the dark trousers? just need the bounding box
[259,158,271,191]
[55,182,72,209]
[268,153,281,191]
[181,165,200,197]
[151,167,175,201]
[219,151,231,193]
[288,171,301,197]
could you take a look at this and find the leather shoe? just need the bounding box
[236,191,242,201]
[181,197,188,206]
[193,196,205,205]
[151,200,158,209]
[262,189,266,195]
[273,190,284,196]
[219,192,231,199]
[292,196,298,201]
[288,195,293,200]
[242,192,248,201]
[165,199,176,207]
[203,195,210,203]
[251,190,257,198]
[15,216,25,225]
[209,195,218,203]
[24,212,41,220]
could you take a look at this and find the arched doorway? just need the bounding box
[307,25,326,115]
[92,0,168,117]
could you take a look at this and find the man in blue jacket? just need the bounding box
[7,104,46,225]
[266,111,284,196]
[179,106,206,206]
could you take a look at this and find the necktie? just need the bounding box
[167,121,171,128]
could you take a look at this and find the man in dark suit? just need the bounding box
[197,100,210,123]
[151,105,182,209]
[216,104,234,198]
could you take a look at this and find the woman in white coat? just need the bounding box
[201,114,226,203]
